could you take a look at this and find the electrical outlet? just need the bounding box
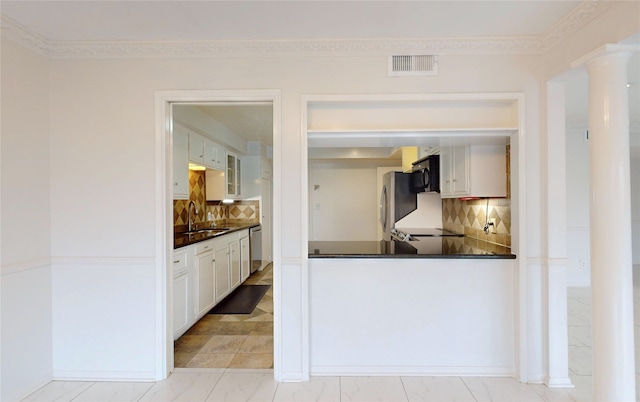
[489,218,497,234]
[580,260,588,270]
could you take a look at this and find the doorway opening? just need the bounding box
[156,90,280,378]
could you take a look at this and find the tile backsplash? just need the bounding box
[173,170,259,232]
[442,198,511,247]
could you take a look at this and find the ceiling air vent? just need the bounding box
[388,55,438,76]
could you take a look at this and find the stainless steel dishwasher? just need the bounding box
[250,225,262,273]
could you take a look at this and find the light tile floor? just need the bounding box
[567,264,640,402]
[24,371,587,402]
[174,264,274,369]
[21,265,640,402]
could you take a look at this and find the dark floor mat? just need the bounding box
[207,285,270,314]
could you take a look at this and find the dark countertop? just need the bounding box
[174,223,260,249]
[308,237,515,259]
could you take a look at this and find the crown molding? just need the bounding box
[0,0,617,59]
[540,0,617,50]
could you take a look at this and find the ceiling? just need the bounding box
[197,104,273,147]
[1,1,638,156]
[1,1,581,42]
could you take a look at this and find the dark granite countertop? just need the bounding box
[174,223,260,249]
[308,237,515,259]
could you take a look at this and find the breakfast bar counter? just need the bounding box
[308,248,516,375]
[308,237,515,259]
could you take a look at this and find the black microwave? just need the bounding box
[410,155,440,193]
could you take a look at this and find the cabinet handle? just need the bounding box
[204,245,209,250]
[173,259,181,264]
[174,182,178,186]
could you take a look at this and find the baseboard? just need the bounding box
[310,366,515,377]
[546,377,575,388]
[53,370,156,382]
[526,372,548,384]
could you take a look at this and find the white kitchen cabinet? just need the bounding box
[240,232,250,282]
[172,248,194,340]
[190,132,224,170]
[440,145,506,198]
[203,140,225,170]
[226,152,241,198]
[172,128,189,200]
[195,240,215,319]
[230,239,241,289]
[206,151,241,200]
[188,132,205,164]
[172,271,189,339]
[214,241,231,303]
[440,146,469,197]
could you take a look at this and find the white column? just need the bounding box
[574,44,638,402]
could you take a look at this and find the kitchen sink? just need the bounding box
[182,229,229,236]
[199,229,229,235]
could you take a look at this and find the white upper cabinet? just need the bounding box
[440,145,507,198]
[226,152,241,199]
[440,146,469,197]
[189,132,224,170]
[206,151,242,201]
[203,139,225,170]
[188,132,205,164]
[172,128,189,200]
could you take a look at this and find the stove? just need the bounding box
[394,227,463,238]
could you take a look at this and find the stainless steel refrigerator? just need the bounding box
[380,171,417,240]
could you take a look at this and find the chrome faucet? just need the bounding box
[187,200,198,232]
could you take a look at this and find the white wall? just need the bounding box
[43,52,542,383]
[309,164,378,241]
[0,37,53,401]
[565,129,591,286]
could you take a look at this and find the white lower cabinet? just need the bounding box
[195,241,215,319]
[230,238,241,289]
[172,248,195,340]
[240,232,250,282]
[214,240,231,303]
[173,229,255,340]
